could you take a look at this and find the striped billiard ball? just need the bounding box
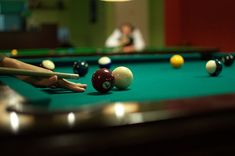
[98,56,112,69]
[206,59,223,76]
[92,68,114,93]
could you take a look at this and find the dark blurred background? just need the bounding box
[0,0,234,51]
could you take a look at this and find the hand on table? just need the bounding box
[1,57,87,92]
[20,75,87,92]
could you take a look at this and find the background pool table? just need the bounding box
[0,46,218,59]
[1,51,235,156]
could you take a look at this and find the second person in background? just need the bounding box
[105,23,145,53]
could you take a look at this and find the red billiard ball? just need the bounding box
[92,68,114,93]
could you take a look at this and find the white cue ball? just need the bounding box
[98,56,111,65]
[42,60,55,70]
[205,60,216,74]
[112,66,133,89]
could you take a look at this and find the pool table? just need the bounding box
[1,51,235,156]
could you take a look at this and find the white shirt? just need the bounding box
[105,28,145,51]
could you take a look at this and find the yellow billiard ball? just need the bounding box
[170,54,184,68]
[11,49,18,56]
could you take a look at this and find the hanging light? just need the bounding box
[101,0,132,1]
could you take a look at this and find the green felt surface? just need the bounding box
[1,56,235,111]
[46,60,235,110]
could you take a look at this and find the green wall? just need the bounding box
[28,0,113,48]
[67,0,108,47]
[149,0,165,47]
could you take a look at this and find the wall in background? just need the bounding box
[164,0,182,46]
[149,0,164,47]
[28,0,111,48]
[66,0,107,47]
[27,0,165,48]
[0,0,25,31]
[8,0,235,51]
[165,0,235,51]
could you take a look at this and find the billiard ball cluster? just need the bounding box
[72,56,118,78]
[92,66,133,93]
[205,54,234,76]
[169,53,234,77]
[90,56,133,93]
[43,56,131,93]
[40,59,90,77]
[169,54,234,77]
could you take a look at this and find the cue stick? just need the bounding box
[0,67,79,79]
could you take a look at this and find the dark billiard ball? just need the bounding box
[221,54,234,66]
[73,61,89,77]
[40,60,55,71]
[229,54,234,60]
[92,68,114,93]
[98,56,112,69]
[206,59,223,76]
